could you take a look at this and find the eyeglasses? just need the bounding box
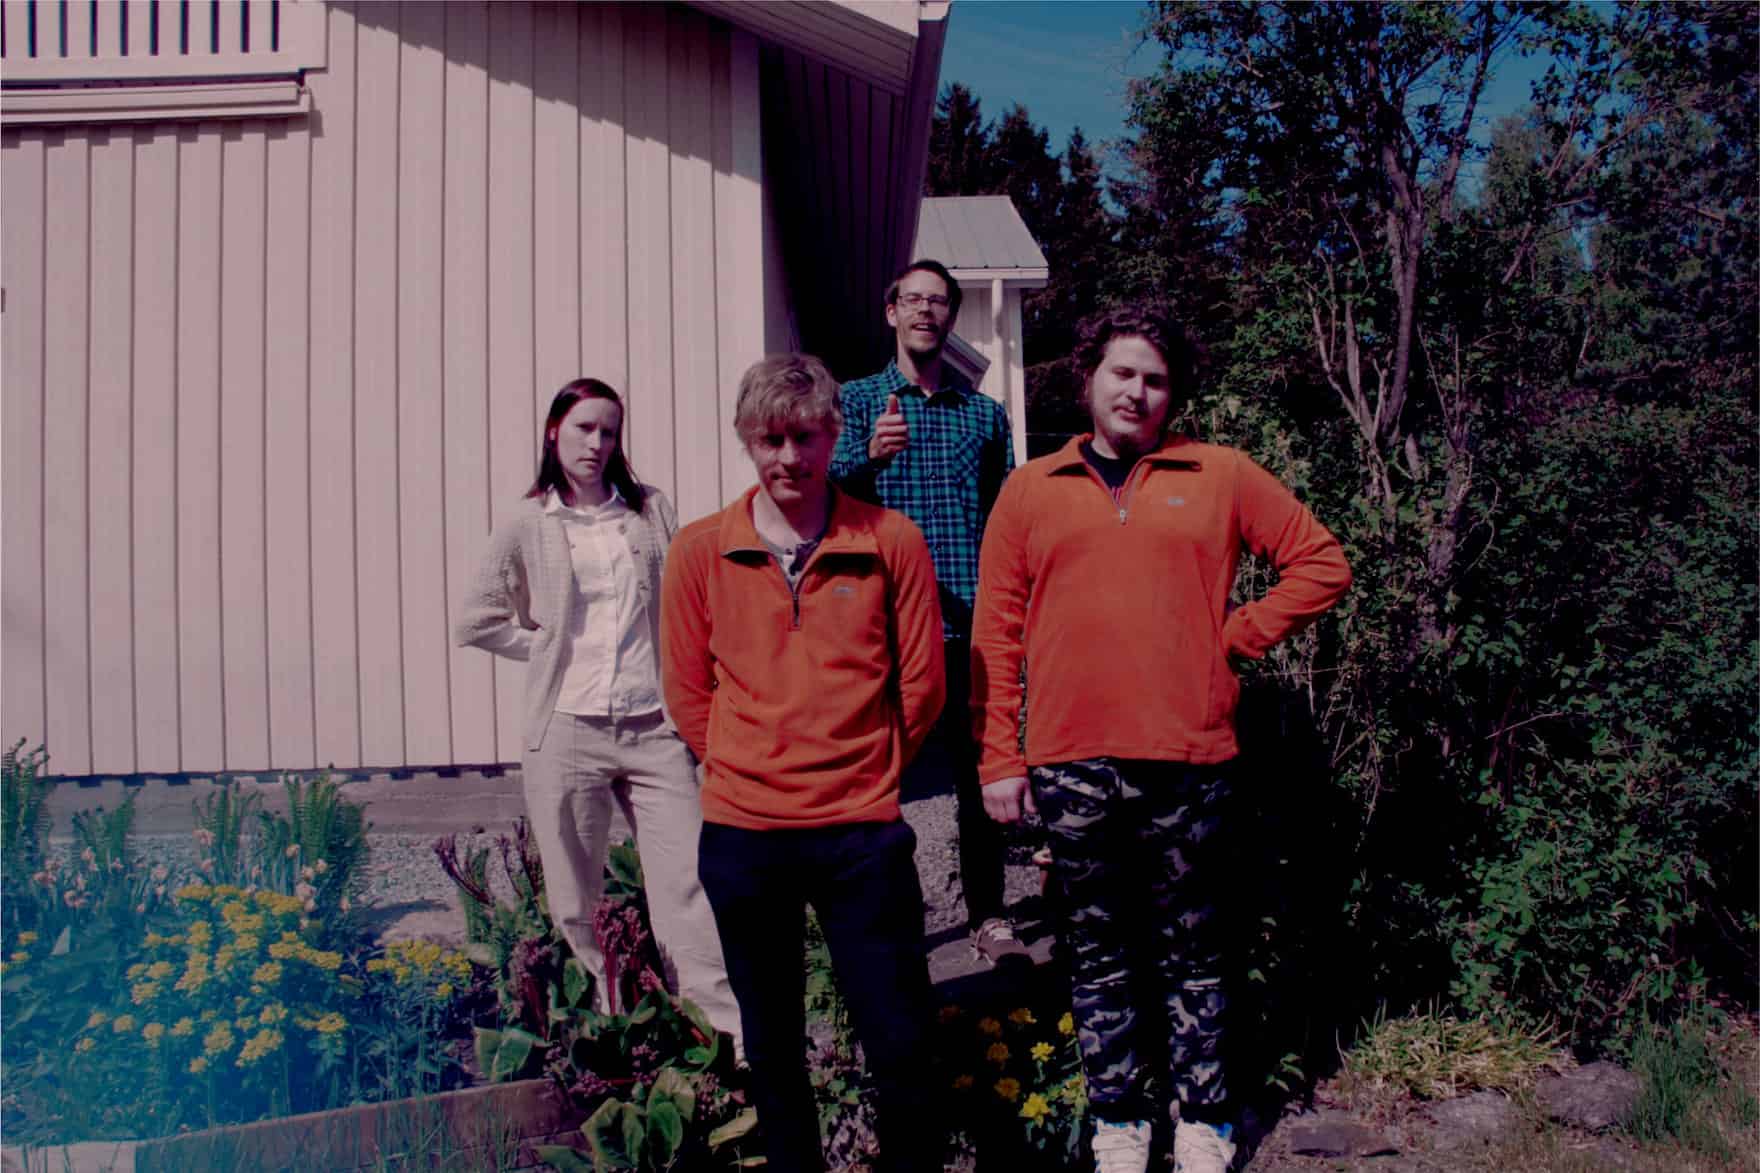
[896,292,951,311]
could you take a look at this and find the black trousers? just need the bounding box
[698,819,940,1172]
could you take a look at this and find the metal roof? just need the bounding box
[914,195,1049,277]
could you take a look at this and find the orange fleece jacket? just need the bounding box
[971,435,1351,783]
[660,487,946,829]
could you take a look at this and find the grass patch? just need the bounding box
[1339,1008,1563,1105]
[1626,1012,1760,1166]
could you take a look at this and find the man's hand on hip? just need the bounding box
[982,776,1035,824]
[868,393,909,460]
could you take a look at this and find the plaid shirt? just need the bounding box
[831,360,1015,634]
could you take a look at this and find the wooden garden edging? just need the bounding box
[130,1079,583,1172]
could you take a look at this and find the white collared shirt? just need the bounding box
[543,488,662,717]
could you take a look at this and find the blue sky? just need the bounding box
[938,1,1558,181]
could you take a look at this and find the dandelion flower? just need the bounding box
[313,1012,347,1035]
[1031,1041,1055,1062]
[86,1010,109,1030]
[111,1015,137,1034]
[1057,1012,1075,1036]
[142,1022,166,1044]
[202,1023,235,1057]
[251,961,284,985]
[170,1017,195,1037]
[259,1003,288,1025]
[131,982,161,1005]
[237,1028,284,1066]
[188,1057,209,1075]
[994,1077,1021,1102]
[1020,1092,1051,1121]
[986,1042,1011,1066]
[75,1037,96,1054]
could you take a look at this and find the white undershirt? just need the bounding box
[544,488,661,718]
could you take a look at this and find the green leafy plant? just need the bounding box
[434,819,566,1035]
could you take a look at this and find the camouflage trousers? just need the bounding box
[1032,757,1234,1118]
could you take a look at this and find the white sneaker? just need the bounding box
[1173,1118,1236,1172]
[1091,1118,1153,1173]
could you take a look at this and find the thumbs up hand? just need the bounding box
[869,392,910,461]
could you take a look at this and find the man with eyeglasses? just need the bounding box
[830,258,1026,968]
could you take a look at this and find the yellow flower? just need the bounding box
[312,1012,347,1035]
[202,1023,235,1057]
[8,951,26,964]
[127,962,150,980]
[142,1022,166,1044]
[268,941,296,960]
[307,949,342,971]
[75,1037,96,1054]
[938,1005,962,1025]
[251,961,284,985]
[994,1077,1021,1102]
[131,982,161,1005]
[435,982,454,999]
[188,1056,209,1075]
[986,1042,1011,1066]
[1031,1041,1055,1062]
[977,1017,1003,1038]
[85,1010,109,1030]
[237,1028,284,1066]
[1020,1092,1051,1122]
[170,1017,195,1038]
[147,960,175,981]
[952,1074,975,1091]
[111,1015,137,1034]
[259,1003,288,1026]
[1008,1007,1036,1026]
[18,931,38,946]
[1057,1012,1075,1036]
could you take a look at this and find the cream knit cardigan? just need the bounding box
[452,487,679,753]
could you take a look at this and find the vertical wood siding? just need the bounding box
[1,1,767,776]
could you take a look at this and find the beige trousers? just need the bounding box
[521,709,740,1047]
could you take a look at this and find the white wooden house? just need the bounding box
[0,0,950,778]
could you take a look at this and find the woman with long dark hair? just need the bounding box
[455,378,738,1045]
